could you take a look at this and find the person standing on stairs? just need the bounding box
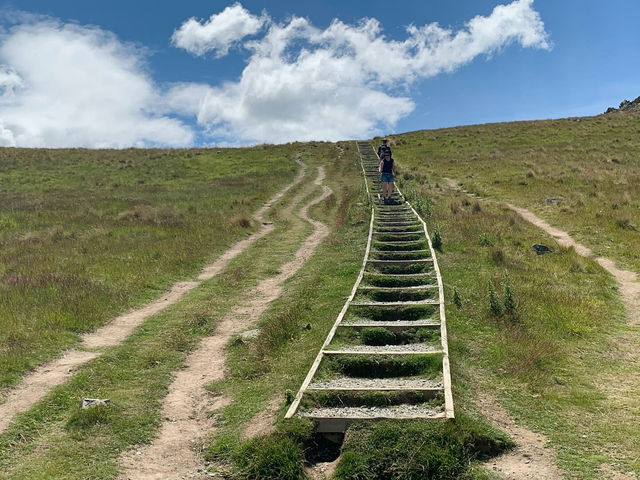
[379,151,397,204]
[377,138,392,160]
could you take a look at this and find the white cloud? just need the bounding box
[0,1,550,148]
[171,0,550,144]
[171,3,265,57]
[0,19,194,148]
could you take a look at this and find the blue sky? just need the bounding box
[0,1,638,147]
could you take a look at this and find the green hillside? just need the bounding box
[1,112,639,479]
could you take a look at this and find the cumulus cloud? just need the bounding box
[171,3,266,57]
[170,0,550,144]
[0,1,549,148]
[0,19,194,148]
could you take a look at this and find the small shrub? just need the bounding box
[361,327,395,346]
[472,201,482,213]
[285,389,294,405]
[503,276,519,322]
[453,288,462,308]
[615,218,637,231]
[488,281,502,317]
[235,216,251,228]
[66,404,116,431]
[415,197,433,218]
[479,233,492,247]
[432,228,442,252]
[490,246,505,264]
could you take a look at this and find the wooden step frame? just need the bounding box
[285,141,454,430]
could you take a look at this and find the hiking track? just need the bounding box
[286,141,453,432]
[119,166,332,479]
[0,157,307,435]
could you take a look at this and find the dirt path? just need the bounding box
[0,158,307,435]
[477,393,563,479]
[445,177,640,479]
[119,167,332,480]
[444,178,640,325]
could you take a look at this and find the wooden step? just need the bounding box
[339,321,440,329]
[350,300,439,307]
[322,349,443,355]
[364,272,435,277]
[367,258,433,264]
[358,285,437,291]
[373,230,423,235]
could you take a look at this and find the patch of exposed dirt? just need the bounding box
[0,350,99,433]
[444,177,640,325]
[305,458,340,480]
[596,464,639,480]
[0,159,307,435]
[477,393,563,480]
[244,395,282,439]
[446,178,640,479]
[118,167,332,479]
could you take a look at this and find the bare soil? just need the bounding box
[445,177,640,326]
[0,159,307,435]
[446,177,640,479]
[477,393,563,480]
[244,395,281,439]
[118,167,331,479]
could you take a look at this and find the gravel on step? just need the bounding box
[300,404,445,418]
[325,343,439,353]
[309,377,443,390]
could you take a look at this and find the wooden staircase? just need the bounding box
[285,141,454,432]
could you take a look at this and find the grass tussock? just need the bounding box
[335,416,513,480]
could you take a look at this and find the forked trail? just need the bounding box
[119,167,332,480]
[0,158,307,435]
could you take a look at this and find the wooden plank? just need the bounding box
[350,300,439,307]
[366,258,433,264]
[373,230,423,235]
[364,272,434,277]
[321,349,444,355]
[357,285,438,291]
[306,385,443,392]
[339,321,440,329]
[370,249,430,254]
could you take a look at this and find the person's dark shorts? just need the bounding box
[380,172,394,183]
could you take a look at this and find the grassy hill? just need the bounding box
[390,111,640,272]
[0,112,639,479]
[0,146,301,389]
[381,111,640,478]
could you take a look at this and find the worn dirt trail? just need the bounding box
[0,159,307,435]
[507,205,640,325]
[119,167,332,480]
[446,177,640,479]
[477,394,563,479]
[445,177,640,326]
